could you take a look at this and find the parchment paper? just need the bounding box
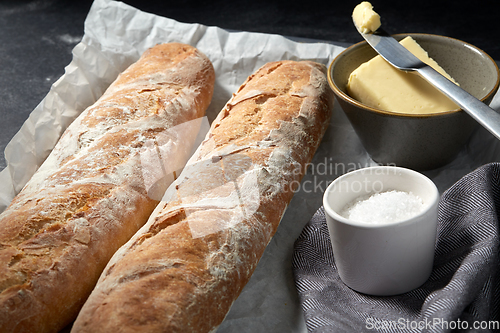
[1,0,499,331]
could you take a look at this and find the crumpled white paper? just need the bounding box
[1,0,499,332]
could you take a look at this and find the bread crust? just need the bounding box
[72,60,334,333]
[0,43,215,333]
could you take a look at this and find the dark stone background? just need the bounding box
[1,0,499,170]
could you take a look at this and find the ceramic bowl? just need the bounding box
[323,166,439,296]
[328,33,500,170]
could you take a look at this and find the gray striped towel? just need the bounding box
[292,163,500,332]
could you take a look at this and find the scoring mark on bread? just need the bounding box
[116,260,187,285]
[128,208,188,250]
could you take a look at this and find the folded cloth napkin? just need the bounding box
[292,163,500,333]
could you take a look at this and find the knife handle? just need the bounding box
[418,66,500,140]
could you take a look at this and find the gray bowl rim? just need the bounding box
[327,33,500,118]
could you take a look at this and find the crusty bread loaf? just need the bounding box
[71,60,334,333]
[0,43,215,333]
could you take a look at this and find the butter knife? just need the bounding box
[356,24,500,141]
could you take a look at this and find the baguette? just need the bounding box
[0,43,215,333]
[72,60,334,332]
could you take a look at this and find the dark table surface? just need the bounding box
[1,0,499,171]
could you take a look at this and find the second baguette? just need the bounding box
[72,60,334,333]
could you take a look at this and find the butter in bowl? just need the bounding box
[328,30,499,170]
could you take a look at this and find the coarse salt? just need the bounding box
[340,190,424,224]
